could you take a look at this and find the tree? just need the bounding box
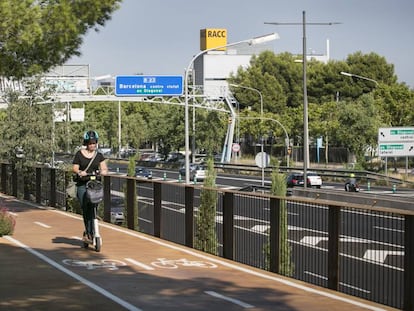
[335,94,382,163]
[194,109,227,154]
[195,157,218,255]
[264,168,294,276]
[374,83,414,126]
[0,0,121,78]
[0,78,54,168]
[124,155,138,230]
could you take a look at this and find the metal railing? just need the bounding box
[1,162,413,310]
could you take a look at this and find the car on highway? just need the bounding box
[166,152,185,163]
[135,167,152,179]
[287,172,322,188]
[110,197,125,225]
[179,163,206,181]
[286,173,305,187]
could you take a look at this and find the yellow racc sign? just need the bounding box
[200,28,227,51]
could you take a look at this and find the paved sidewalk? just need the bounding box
[0,194,396,311]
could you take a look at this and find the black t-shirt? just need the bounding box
[73,150,105,184]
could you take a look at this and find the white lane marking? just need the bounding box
[125,258,154,270]
[300,236,372,246]
[205,291,254,309]
[363,250,405,263]
[304,271,371,294]
[216,215,255,223]
[4,236,142,311]
[300,236,328,245]
[251,225,269,233]
[374,226,404,233]
[34,221,51,228]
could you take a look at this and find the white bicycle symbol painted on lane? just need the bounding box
[62,259,127,271]
[151,258,218,269]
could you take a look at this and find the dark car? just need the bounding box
[135,167,152,179]
[286,173,305,188]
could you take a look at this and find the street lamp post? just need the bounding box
[230,83,291,168]
[265,11,340,187]
[229,83,265,186]
[184,33,279,184]
[340,71,379,86]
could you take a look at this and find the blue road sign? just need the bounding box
[115,75,183,96]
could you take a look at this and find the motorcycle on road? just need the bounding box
[345,179,360,192]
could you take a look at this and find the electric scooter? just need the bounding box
[82,174,103,252]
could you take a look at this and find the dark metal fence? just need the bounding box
[1,163,413,310]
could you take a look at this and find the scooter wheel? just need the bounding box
[83,241,89,248]
[95,237,101,252]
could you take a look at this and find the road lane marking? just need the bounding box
[300,236,373,246]
[4,236,142,311]
[205,291,254,308]
[63,259,127,271]
[34,221,51,228]
[363,250,405,263]
[251,225,269,232]
[304,271,371,294]
[300,236,328,245]
[373,226,404,233]
[125,258,154,270]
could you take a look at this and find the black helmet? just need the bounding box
[83,130,99,145]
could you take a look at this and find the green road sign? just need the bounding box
[379,143,414,157]
[378,127,414,143]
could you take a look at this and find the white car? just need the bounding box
[111,207,125,225]
[110,197,125,225]
[179,163,206,181]
[306,172,323,188]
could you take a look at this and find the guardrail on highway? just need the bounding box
[213,162,414,186]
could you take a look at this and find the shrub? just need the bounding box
[0,208,16,236]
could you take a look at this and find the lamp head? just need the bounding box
[249,33,279,45]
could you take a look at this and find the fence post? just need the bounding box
[153,182,162,238]
[222,192,234,260]
[328,205,340,290]
[185,186,194,247]
[50,168,56,207]
[404,215,414,310]
[269,197,281,273]
[103,175,111,223]
[1,163,7,193]
[126,178,136,230]
[12,166,17,197]
[36,168,41,204]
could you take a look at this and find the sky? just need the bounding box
[67,0,414,88]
